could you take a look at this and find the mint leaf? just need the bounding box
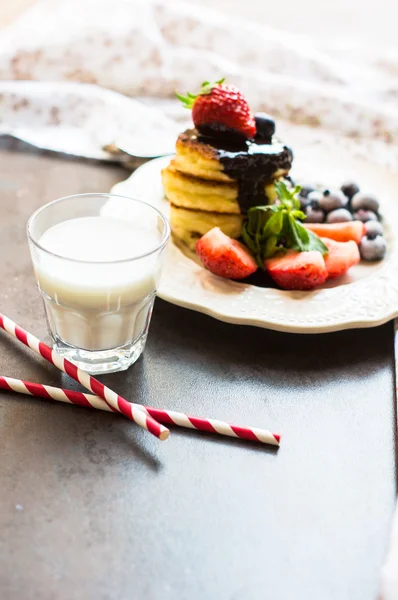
[287,217,328,255]
[242,222,259,255]
[306,229,329,255]
[274,181,302,210]
[263,211,283,238]
[288,214,309,251]
[263,236,282,260]
[241,181,328,261]
[291,209,306,221]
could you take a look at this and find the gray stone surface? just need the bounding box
[0,141,396,600]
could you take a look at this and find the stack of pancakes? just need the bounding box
[162,128,293,253]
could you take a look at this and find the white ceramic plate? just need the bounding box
[112,144,398,333]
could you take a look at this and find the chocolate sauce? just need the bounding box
[198,133,293,213]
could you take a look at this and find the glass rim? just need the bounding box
[27,192,171,265]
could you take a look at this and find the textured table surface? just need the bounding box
[0,142,396,600]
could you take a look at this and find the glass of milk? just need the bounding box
[27,193,170,374]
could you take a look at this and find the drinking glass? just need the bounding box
[27,193,170,374]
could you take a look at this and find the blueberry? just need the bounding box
[318,190,348,212]
[254,113,276,142]
[305,205,325,223]
[364,220,384,239]
[285,145,294,161]
[326,208,353,223]
[359,235,387,261]
[298,183,317,199]
[299,195,310,210]
[353,209,378,223]
[351,192,380,213]
[341,181,360,200]
[307,190,323,209]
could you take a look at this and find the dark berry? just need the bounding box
[284,145,294,161]
[318,190,348,212]
[305,205,325,223]
[254,113,276,142]
[298,183,317,199]
[307,190,323,209]
[364,221,384,239]
[341,181,360,200]
[326,208,353,223]
[351,192,380,213]
[353,209,378,223]
[359,235,387,261]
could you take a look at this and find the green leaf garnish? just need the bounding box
[306,229,331,254]
[176,78,226,109]
[242,181,328,267]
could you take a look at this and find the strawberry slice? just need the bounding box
[322,238,360,279]
[264,250,327,290]
[177,79,256,140]
[196,227,257,279]
[303,221,365,244]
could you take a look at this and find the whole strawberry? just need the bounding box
[177,78,256,140]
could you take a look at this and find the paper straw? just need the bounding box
[0,376,280,446]
[0,313,169,441]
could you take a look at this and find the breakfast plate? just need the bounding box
[112,138,398,334]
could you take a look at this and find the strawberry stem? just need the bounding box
[176,78,226,109]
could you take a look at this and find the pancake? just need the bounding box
[162,126,294,256]
[174,130,232,182]
[173,129,293,212]
[169,204,243,252]
[162,162,278,215]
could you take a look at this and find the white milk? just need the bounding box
[35,216,162,351]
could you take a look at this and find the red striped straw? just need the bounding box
[0,313,169,441]
[0,375,281,446]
